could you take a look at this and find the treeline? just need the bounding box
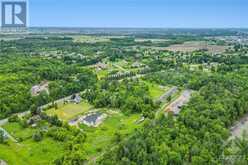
[83,80,157,118]
[0,55,97,119]
[98,68,248,165]
[109,37,190,47]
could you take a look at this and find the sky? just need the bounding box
[26,0,248,28]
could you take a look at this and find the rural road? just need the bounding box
[0,111,30,126]
[165,90,192,115]
[156,86,178,103]
[0,119,8,126]
[230,113,248,139]
[0,91,86,127]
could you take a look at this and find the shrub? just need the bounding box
[8,115,19,123]
[32,131,43,142]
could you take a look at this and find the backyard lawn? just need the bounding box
[46,101,92,121]
[81,111,142,159]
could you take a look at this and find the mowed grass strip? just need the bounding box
[46,102,92,121]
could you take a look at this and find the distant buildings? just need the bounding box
[31,81,49,96]
[131,61,144,68]
[95,62,107,71]
[71,94,82,104]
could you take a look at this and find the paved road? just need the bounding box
[0,159,8,165]
[230,113,248,139]
[0,111,30,126]
[165,90,192,115]
[0,119,8,126]
[156,86,178,103]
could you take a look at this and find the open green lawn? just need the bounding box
[0,122,65,165]
[46,101,92,121]
[81,111,142,159]
[0,139,64,165]
[2,122,35,140]
[1,100,143,164]
[143,81,170,99]
[0,111,142,164]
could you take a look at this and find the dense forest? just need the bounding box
[99,64,248,164]
[83,80,157,118]
[0,51,97,119]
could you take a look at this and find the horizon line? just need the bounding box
[22,26,248,30]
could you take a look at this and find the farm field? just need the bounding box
[165,41,229,53]
[72,35,110,43]
[46,102,93,121]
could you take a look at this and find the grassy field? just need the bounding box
[0,139,65,165]
[81,111,142,159]
[0,111,142,164]
[143,81,170,99]
[0,122,65,165]
[72,35,110,43]
[46,102,92,121]
[2,122,35,140]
